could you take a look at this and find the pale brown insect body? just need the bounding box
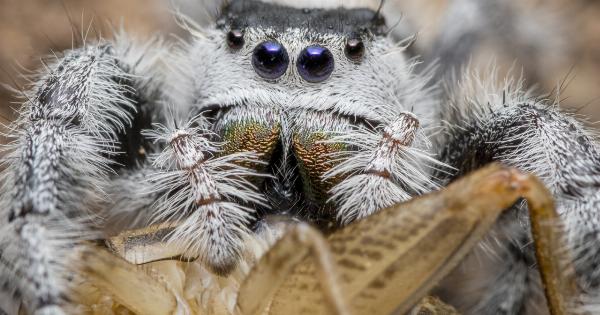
[82,165,574,315]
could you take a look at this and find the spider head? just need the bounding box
[172,0,433,222]
[187,0,400,119]
[220,0,386,82]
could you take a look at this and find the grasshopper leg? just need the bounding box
[265,164,575,315]
[236,223,350,315]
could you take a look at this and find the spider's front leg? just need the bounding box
[124,105,279,275]
[324,111,446,225]
[438,73,600,314]
[0,37,162,314]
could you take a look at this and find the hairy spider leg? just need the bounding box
[324,111,448,225]
[437,71,599,314]
[0,37,162,314]
[140,114,267,275]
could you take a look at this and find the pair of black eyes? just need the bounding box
[253,41,334,82]
[227,30,365,83]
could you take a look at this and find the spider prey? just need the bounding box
[0,0,598,314]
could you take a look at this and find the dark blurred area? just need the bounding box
[0,0,599,128]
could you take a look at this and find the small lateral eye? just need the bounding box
[227,29,245,50]
[345,38,365,62]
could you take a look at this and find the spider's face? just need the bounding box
[189,0,415,121]
[171,0,435,222]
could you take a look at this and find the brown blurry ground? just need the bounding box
[0,0,178,125]
[0,0,599,126]
[564,1,600,118]
[395,0,600,123]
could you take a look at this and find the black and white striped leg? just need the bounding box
[0,37,162,315]
[325,112,447,225]
[437,75,600,314]
[139,112,267,275]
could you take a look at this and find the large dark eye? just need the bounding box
[252,41,289,80]
[297,45,335,83]
[227,29,245,50]
[345,38,365,62]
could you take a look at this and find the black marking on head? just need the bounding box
[111,62,153,170]
[218,0,386,36]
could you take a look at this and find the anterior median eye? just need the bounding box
[297,45,334,83]
[252,41,289,80]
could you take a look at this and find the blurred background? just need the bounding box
[0,0,599,128]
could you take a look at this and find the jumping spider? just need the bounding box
[1,0,599,314]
